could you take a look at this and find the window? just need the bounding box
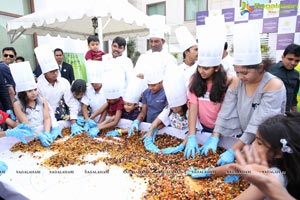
[147,2,166,16]
[185,0,207,21]
[0,0,31,15]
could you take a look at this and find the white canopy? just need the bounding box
[6,0,150,43]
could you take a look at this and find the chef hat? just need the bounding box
[10,61,37,93]
[163,66,187,108]
[197,15,226,67]
[123,75,147,104]
[143,53,166,84]
[34,46,58,74]
[233,23,262,65]
[148,15,167,39]
[102,60,126,99]
[85,60,103,83]
[175,26,197,52]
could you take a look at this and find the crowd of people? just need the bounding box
[0,15,300,199]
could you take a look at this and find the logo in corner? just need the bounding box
[240,1,254,15]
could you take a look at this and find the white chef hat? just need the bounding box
[163,66,187,108]
[143,53,166,84]
[197,15,226,67]
[148,15,167,39]
[85,60,103,83]
[102,60,126,99]
[34,46,58,74]
[175,26,197,52]
[123,75,147,104]
[233,23,262,65]
[10,61,37,93]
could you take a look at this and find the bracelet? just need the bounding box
[117,129,122,136]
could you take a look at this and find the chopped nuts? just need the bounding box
[10,127,249,198]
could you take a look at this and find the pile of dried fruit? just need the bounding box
[11,128,249,199]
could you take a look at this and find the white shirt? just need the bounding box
[179,62,197,89]
[81,83,106,116]
[37,75,79,120]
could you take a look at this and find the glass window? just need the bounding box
[0,15,35,68]
[185,0,207,21]
[147,2,165,16]
[0,0,31,15]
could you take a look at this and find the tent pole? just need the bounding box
[8,29,25,44]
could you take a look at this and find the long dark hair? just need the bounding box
[258,112,300,198]
[189,65,228,103]
[17,91,39,112]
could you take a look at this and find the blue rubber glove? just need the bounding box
[70,123,84,136]
[37,132,52,147]
[216,149,235,166]
[142,135,160,153]
[83,119,98,132]
[88,127,99,138]
[199,136,220,156]
[106,130,120,137]
[76,116,85,127]
[184,135,200,159]
[15,122,35,132]
[186,166,212,178]
[50,127,62,141]
[151,128,158,143]
[5,127,33,144]
[223,175,240,183]
[128,119,140,138]
[161,143,184,154]
[6,109,16,121]
[0,161,8,175]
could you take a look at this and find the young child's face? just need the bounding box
[171,105,184,115]
[107,98,120,105]
[197,66,219,80]
[88,41,100,52]
[148,81,163,94]
[26,88,38,101]
[73,92,84,100]
[252,133,274,162]
[124,101,137,113]
[91,83,102,91]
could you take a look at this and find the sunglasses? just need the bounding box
[3,54,14,58]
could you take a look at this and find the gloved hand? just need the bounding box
[76,116,85,127]
[0,161,8,175]
[216,149,235,166]
[50,127,62,141]
[199,136,220,156]
[37,132,52,147]
[70,123,84,136]
[186,166,212,179]
[106,129,120,137]
[83,119,97,132]
[88,127,100,138]
[162,143,184,154]
[5,127,34,144]
[6,109,16,121]
[223,175,240,183]
[128,119,140,138]
[151,128,158,143]
[15,122,35,132]
[184,134,200,159]
[142,135,160,153]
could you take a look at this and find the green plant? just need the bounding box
[127,40,141,66]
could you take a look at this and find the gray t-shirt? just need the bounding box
[214,72,286,144]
